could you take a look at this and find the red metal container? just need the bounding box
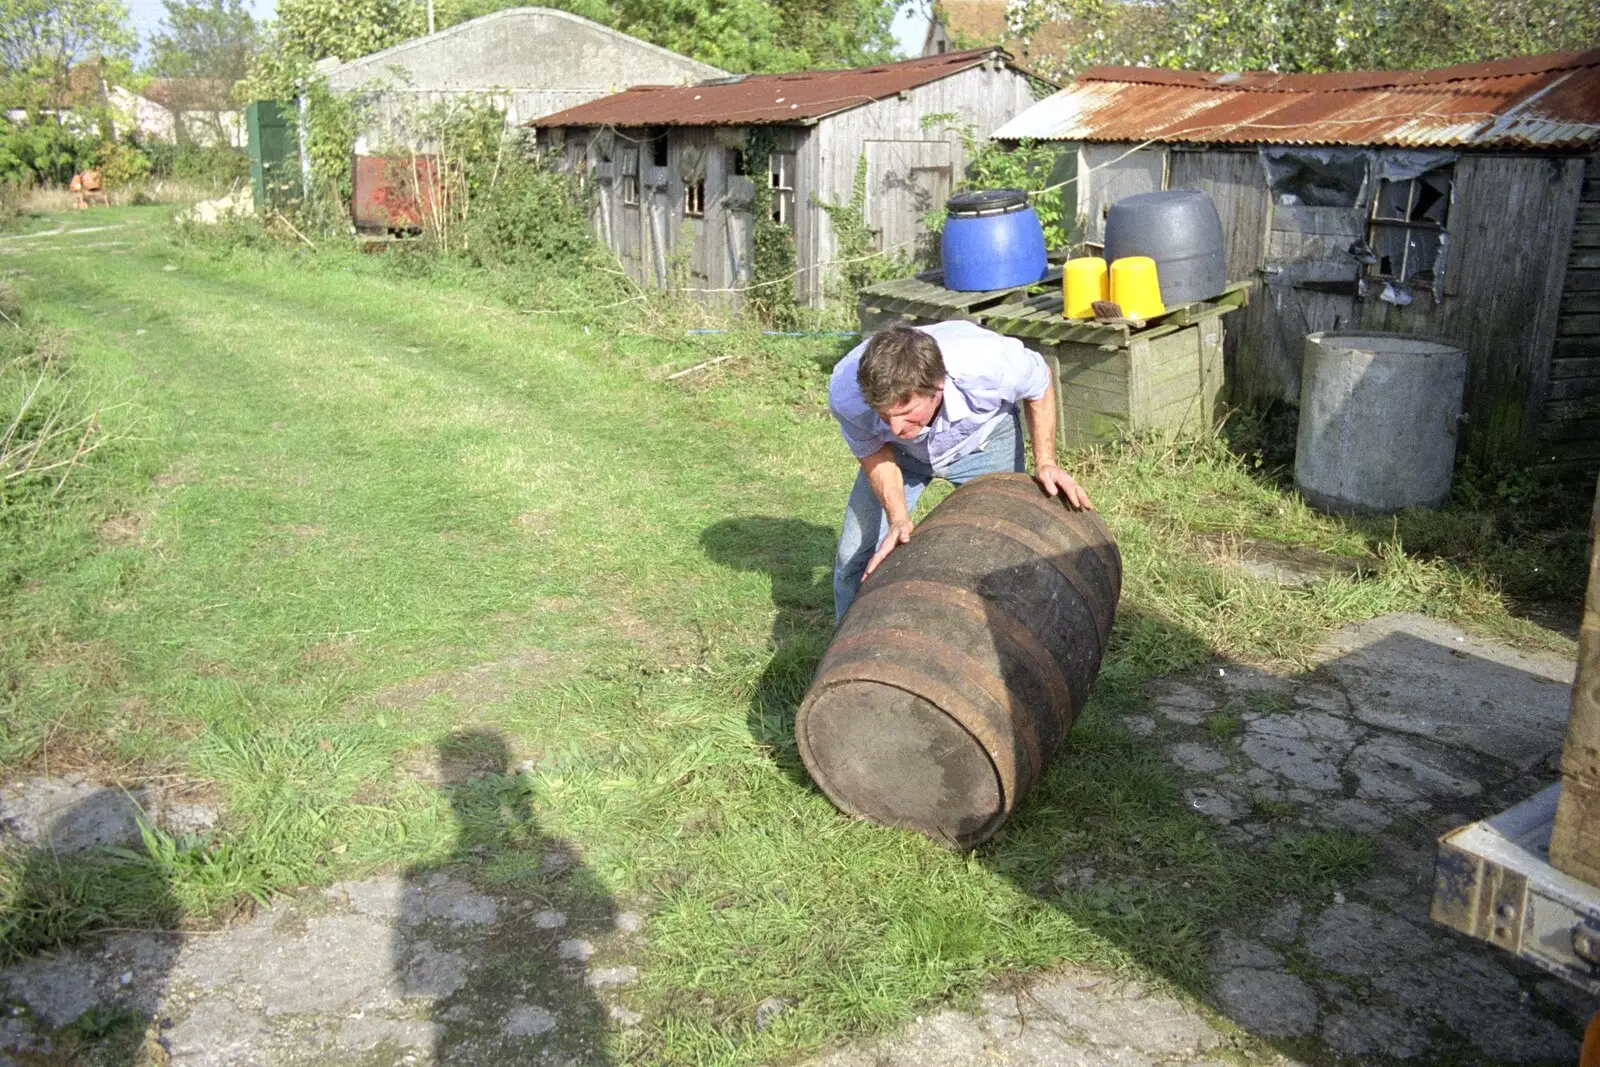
[351,154,447,232]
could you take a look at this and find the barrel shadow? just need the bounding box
[699,517,836,788]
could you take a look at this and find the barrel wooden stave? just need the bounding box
[797,473,1122,848]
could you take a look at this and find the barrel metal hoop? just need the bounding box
[821,627,1041,789]
[958,475,1124,586]
[913,513,1115,648]
[850,578,1077,739]
[799,663,1015,843]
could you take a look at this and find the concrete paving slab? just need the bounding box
[1318,613,1573,770]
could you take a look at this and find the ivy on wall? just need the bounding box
[815,153,910,311]
[746,128,798,329]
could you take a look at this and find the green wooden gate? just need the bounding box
[247,101,300,210]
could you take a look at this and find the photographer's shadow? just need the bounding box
[701,517,836,787]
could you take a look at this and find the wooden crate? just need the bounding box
[983,283,1248,449]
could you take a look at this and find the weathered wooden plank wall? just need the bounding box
[1358,154,1584,461]
[806,59,1038,305]
[1168,149,1271,401]
[1078,144,1166,245]
[1536,151,1600,469]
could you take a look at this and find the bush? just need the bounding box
[92,142,152,188]
[0,114,93,186]
[144,141,250,188]
[0,301,111,511]
[461,160,604,271]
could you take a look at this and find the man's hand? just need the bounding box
[864,517,914,577]
[1035,463,1093,510]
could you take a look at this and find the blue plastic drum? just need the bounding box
[940,189,1048,292]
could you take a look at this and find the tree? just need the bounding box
[274,0,422,64]
[1008,0,1598,77]
[148,0,258,83]
[428,0,900,72]
[0,0,132,102]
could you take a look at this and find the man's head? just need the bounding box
[858,325,945,439]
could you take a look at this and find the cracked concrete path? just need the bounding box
[3,613,1596,1065]
[802,613,1594,1066]
[2,868,648,1066]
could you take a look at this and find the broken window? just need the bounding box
[650,130,669,168]
[1261,147,1367,208]
[730,148,747,176]
[1367,165,1452,285]
[684,180,705,217]
[769,150,796,226]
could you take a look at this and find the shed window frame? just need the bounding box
[620,147,640,206]
[769,150,796,226]
[684,179,706,218]
[1365,166,1453,286]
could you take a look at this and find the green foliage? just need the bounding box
[746,129,798,329]
[293,78,361,227]
[463,155,606,271]
[922,118,1070,253]
[90,138,149,187]
[0,112,92,185]
[0,0,133,103]
[143,139,250,186]
[149,0,257,85]
[431,0,898,72]
[274,0,420,63]
[1008,0,1600,77]
[815,153,911,310]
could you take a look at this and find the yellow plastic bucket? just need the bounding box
[1063,257,1108,320]
[1110,256,1165,319]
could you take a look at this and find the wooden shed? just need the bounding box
[993,50,1600,470]
[529,49,1042,306]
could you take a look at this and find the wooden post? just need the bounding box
[1550,472,1600,882]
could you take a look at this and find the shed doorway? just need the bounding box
[864,140,952,265]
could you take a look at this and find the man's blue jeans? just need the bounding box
[833,412,1025,623]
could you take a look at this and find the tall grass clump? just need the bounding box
[0,292,117,514]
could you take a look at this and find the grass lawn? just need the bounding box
[0,206,1586,1064]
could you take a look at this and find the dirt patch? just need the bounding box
[367,650,563,713]
[150,471,183,488]
[1193,532,1373,587]
[34,637,125,687]
[97,512,145,546]
[604,606,700,668]
[288,524,326,539]
[513,511,554,534]
[300,640,363,671]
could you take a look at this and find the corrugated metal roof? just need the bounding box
[992,49,1600,149]
[530,48,1011,128]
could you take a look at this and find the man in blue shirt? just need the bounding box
[828,320,1093,622]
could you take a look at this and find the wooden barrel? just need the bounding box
[796,472,1122,848]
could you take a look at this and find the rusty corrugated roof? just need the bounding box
[991,49,1600,149]
[530,48,1011,128]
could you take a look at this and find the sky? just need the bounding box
[125,0,933,61]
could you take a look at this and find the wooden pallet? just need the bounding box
[857,265,1065,328]
[982,280,1252,348]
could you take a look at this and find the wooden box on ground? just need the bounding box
[983,282,1249,450]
